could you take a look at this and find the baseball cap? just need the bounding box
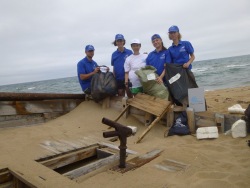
[115,34,125,40]
[130,38,141,44]
[85,45,95,51]
[151,34,161,41]
[168,25,179,32]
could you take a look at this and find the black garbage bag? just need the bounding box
[91,71,117,102]
[168,111,191,136]
[165,63,198,105]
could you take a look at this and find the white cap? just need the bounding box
[131,38,141,44]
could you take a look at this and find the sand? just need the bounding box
[0,86,249,188]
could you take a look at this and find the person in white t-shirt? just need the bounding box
[124,39,147,96]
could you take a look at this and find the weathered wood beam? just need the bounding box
[38,145,99,170]
[0,92,85,101]
[63,154,119,179]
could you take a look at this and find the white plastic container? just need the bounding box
[196,127,219,139]
[231,119,247,138]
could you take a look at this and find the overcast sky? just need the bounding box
[0,0,250,86]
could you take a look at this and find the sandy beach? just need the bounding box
[0,86,249,188]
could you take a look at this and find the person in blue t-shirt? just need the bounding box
[167,25,197,106]
[111,34,133,96]
[168,25,195,70]
[146,34,171,84]
[77,45,100,94]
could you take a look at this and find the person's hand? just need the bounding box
[156,77,163,84]
[94,67,100,73]
[183,62,190,69]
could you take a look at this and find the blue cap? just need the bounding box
[151,34,161,41]
[168,25,179,32]
[115,34,125,40]
[85,45,95,51]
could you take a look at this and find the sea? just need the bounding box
[0,54,250,93]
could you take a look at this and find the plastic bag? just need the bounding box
[168,111,190,136]
[135,65,169,100]
[91,71,117,102]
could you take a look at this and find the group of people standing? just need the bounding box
[77,25,195,98]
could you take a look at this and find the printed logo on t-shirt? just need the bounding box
[180,46,186,52]
[160,53,165,59]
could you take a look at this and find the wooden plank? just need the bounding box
[136,106,171,143]
[131,93,170,105]
[63,154,119,179]
[0,181,13,187]
[144,112,153,126]
[122,97,129,118]
[101,97,110,109]
[114,105,130,122]
[0,168,12,184]
[0,92,85,101]
[9,170,37,188]
[110,149,162,173]
[215,113,225,133]
[186,108,196,134]
[0,99,82,115]
[129,99,169,116]
[38,145,98,170]
[166,111,174,127]
[196,119,216,127]
[99,142,138,155]
[195,111,215,121]
[136,117,161,143]
[129,96,170,110]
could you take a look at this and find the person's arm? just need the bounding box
[183,53,195,69]
[80,67,100,80]
[156,68,165,84]
[124,72,129,86]
[112,66,116,77]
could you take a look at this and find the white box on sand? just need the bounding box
[231,119,247,138]
[196,127,219,139]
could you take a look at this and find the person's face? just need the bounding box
[152,38,162,49]
[169,32,178,40]
[116,39,125,47]
[86,50,94,58]
[131,43,141,52]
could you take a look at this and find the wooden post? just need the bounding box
[215,113,225,133]
[186,107,195,134]
[102,97,110,109]
[122,97,129,118]
[144,112,153,126]
[166,108,174,127]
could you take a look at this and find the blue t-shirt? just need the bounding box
[111,48,133,81]
[77,57,98,91]
[168,40,194,69]
[146,49,171,76]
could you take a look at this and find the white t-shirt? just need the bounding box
[124,53,147,88]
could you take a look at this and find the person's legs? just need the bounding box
[116,80,126,96]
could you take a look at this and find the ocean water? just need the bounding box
[0,54,249,93]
